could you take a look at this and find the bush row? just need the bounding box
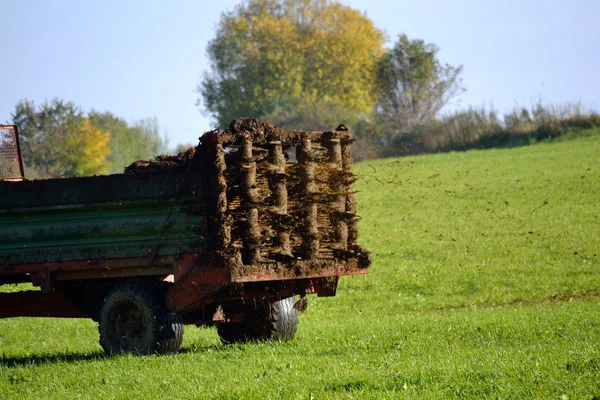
[353,102,600,160]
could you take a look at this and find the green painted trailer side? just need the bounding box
[0,165,207,266]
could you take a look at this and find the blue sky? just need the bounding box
[2,0,598,147]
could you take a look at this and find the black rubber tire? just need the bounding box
[263,296,298,341]
[217,297,298,344]
[216,322,249,344]
[98,281,184,355]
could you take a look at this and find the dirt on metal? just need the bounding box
[124,147,196,174]
[118,118,369,280]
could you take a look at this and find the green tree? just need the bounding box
[88,111,135,174]
[262,96,357,131]
[11,100,169,177]
[134,116,169,156]
[199,0,385,129]
[10,99,99,178]
[89,112,169,174]
[373,34,464,135]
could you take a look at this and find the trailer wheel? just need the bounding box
[216,322,248,344]
[99,282,183,355]
[264,296,298,341]
[217,297,298,344]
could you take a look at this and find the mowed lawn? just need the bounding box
[1,135,599,399]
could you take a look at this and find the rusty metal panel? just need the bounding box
[0,125,24,180]
[166,263,229,313]
[229,259,368,283]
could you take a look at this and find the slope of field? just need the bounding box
[355,133,600,310]
[1,135,599,399]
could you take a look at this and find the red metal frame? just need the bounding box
[0,251,365,319]
[0,254,201,292]
[230,260,367,283]
[0,124,25,180]
[13,124,25,179]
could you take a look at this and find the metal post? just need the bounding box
[214,143,230,250]
[241,138,260,264]
[268,141,291,256]
[298,136,319,259]
[326,137,348,250]
[341,139,357,246]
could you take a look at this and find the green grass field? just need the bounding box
[1,135,599,399]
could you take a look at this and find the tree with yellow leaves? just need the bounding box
[10,99,111,178]
[64,118,111,176]
[199,0,386,129]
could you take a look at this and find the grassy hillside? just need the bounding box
[1,135,599,399]
[354,134,599,310]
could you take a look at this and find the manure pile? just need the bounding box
[125,118,370,278]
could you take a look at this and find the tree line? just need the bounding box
[8,99,168,178]
[199,0,598,160]
[199,0,464,141]
[9,0,597,178]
